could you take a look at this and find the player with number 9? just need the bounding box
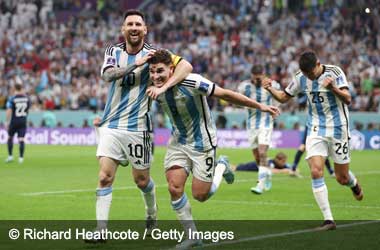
[147,49,279,249]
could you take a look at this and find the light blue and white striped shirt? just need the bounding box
[99,42,154,131]
[157,73,217,152]
[285,65,350,139]
[238,80,280,130]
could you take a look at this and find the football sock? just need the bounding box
[346,170,357,188]
[19,141,25,158]
[257,166,267,190]
[292,150,304,171]
[96,186,112,230]
[208,162,226,198]
[312,178,333,221]
[140,178,157,217]
[7,137,13,156]
[171,193,197,235]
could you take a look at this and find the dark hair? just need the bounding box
[299,51,318,73]
[251,64,264,75]
[147,49,172,65]
[15,83,22,91]
[124,9,145,21]
[275,152,287,160]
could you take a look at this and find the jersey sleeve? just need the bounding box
[100,45,117,76]
[335,67,349,89]
[181,74,215,97]
[171,53,182,66]
[195,75,216,96]
[6,97,13,109]
[285,77,301,97]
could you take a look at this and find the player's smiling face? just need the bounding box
[149,63,174,88]
[122,15,147,46]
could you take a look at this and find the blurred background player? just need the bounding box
[264,51,363,230]
[234,152,293,174]
[5,80,30,164]
[238,65,281,195]
[147,49,279,249]
[89,9,193,242]
[290,124,335,178]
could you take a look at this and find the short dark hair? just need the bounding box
[15,83,23,91]
[299,51,318,73]
[275,152,287,160]
[124,9,145,21]
[148,49,172,65]
[251,64,264,75]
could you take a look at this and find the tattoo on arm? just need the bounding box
[102,64,137,82]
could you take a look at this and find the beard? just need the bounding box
[126,33,144,47]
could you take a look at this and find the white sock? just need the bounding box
[96,186,113,229]
[346,170,357,188]
[208,163,226,198]
[257,166,267,189]
[140,178,157,218]
[312,178,333,221]
[266,167,272,178]
[171,193,197,236]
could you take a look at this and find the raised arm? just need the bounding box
[164,59,193,89]
[102,50,154,82]
[213,86,280,118]
[262,78,292,103]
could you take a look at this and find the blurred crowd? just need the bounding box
[1,0,380,115]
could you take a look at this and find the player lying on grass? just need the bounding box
[146,49,279,249]
[233,152,295,174]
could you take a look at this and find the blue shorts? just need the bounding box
[8,123,27,137]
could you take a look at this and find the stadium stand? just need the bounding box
[0,0,379,128]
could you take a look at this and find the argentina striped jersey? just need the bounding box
[99,42,183,131]
[285,65,350,139]
[156,73,217,152]
[99,42,153,131]
[238,80,280,129]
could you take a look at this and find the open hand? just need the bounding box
[135,50,155,67]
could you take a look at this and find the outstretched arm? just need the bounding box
[213,86,280,118]
[262,78,292,103]
[102,51,155,82]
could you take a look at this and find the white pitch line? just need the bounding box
[19,179,252,196]
[18,170,380,196]
[110,196,380,210]
[200,220,380,248]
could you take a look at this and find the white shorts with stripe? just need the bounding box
[306,135,350,164]
[96,127,152,169]
[164,141,216,183]
[248,128,273,149]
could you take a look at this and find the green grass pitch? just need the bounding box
[1,145,379,249]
